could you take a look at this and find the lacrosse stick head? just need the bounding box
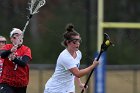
[10,28,23,46]
[101,33,114,52]
[29,0,46,15]
[22,0,46,35]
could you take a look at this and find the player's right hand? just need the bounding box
[11,45,18,52]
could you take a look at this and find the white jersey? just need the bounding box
[44,49,82,93]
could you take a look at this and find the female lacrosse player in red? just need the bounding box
[44,23,99,93]
[0,36,7,77]
[0,28,32,93]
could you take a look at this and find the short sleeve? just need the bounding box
[61,57,77,70]
[1,44,12,50]
[24,47,32,60]
[77,50,82,60]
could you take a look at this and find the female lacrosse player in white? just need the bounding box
[44,23,99,93]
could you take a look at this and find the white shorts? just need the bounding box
[44,88,62,93]
[44,88,74,93]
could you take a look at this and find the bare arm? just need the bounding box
[75,77,88,90]
[69,60,99,78]
[75,77,82,85]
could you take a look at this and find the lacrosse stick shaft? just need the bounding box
[14,64,18,70]
[81,33,113,93]
[22,15,33,34]
[81,50,103,93]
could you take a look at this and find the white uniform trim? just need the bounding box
[44,49,82,93]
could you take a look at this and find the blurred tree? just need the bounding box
[0,0,140,65]
[104,0,140,64]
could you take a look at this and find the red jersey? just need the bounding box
[0,58,4,77]
[0,44,32,87]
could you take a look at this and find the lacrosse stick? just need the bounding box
[11,0,46,70]
[23,0,46,34]
[8,32,22,70]
[81,33,114,93]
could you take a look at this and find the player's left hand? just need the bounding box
[79,83,88,90]
[8,53,16,61]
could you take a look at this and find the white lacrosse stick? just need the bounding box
[15,0,46,46]
[13,35,22,70]
[12,0,46,70]
[8,35,21,70]
[22,0,46,35]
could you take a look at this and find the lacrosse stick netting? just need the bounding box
[22,0,46,34]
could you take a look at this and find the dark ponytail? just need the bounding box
[61,23,80,47]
